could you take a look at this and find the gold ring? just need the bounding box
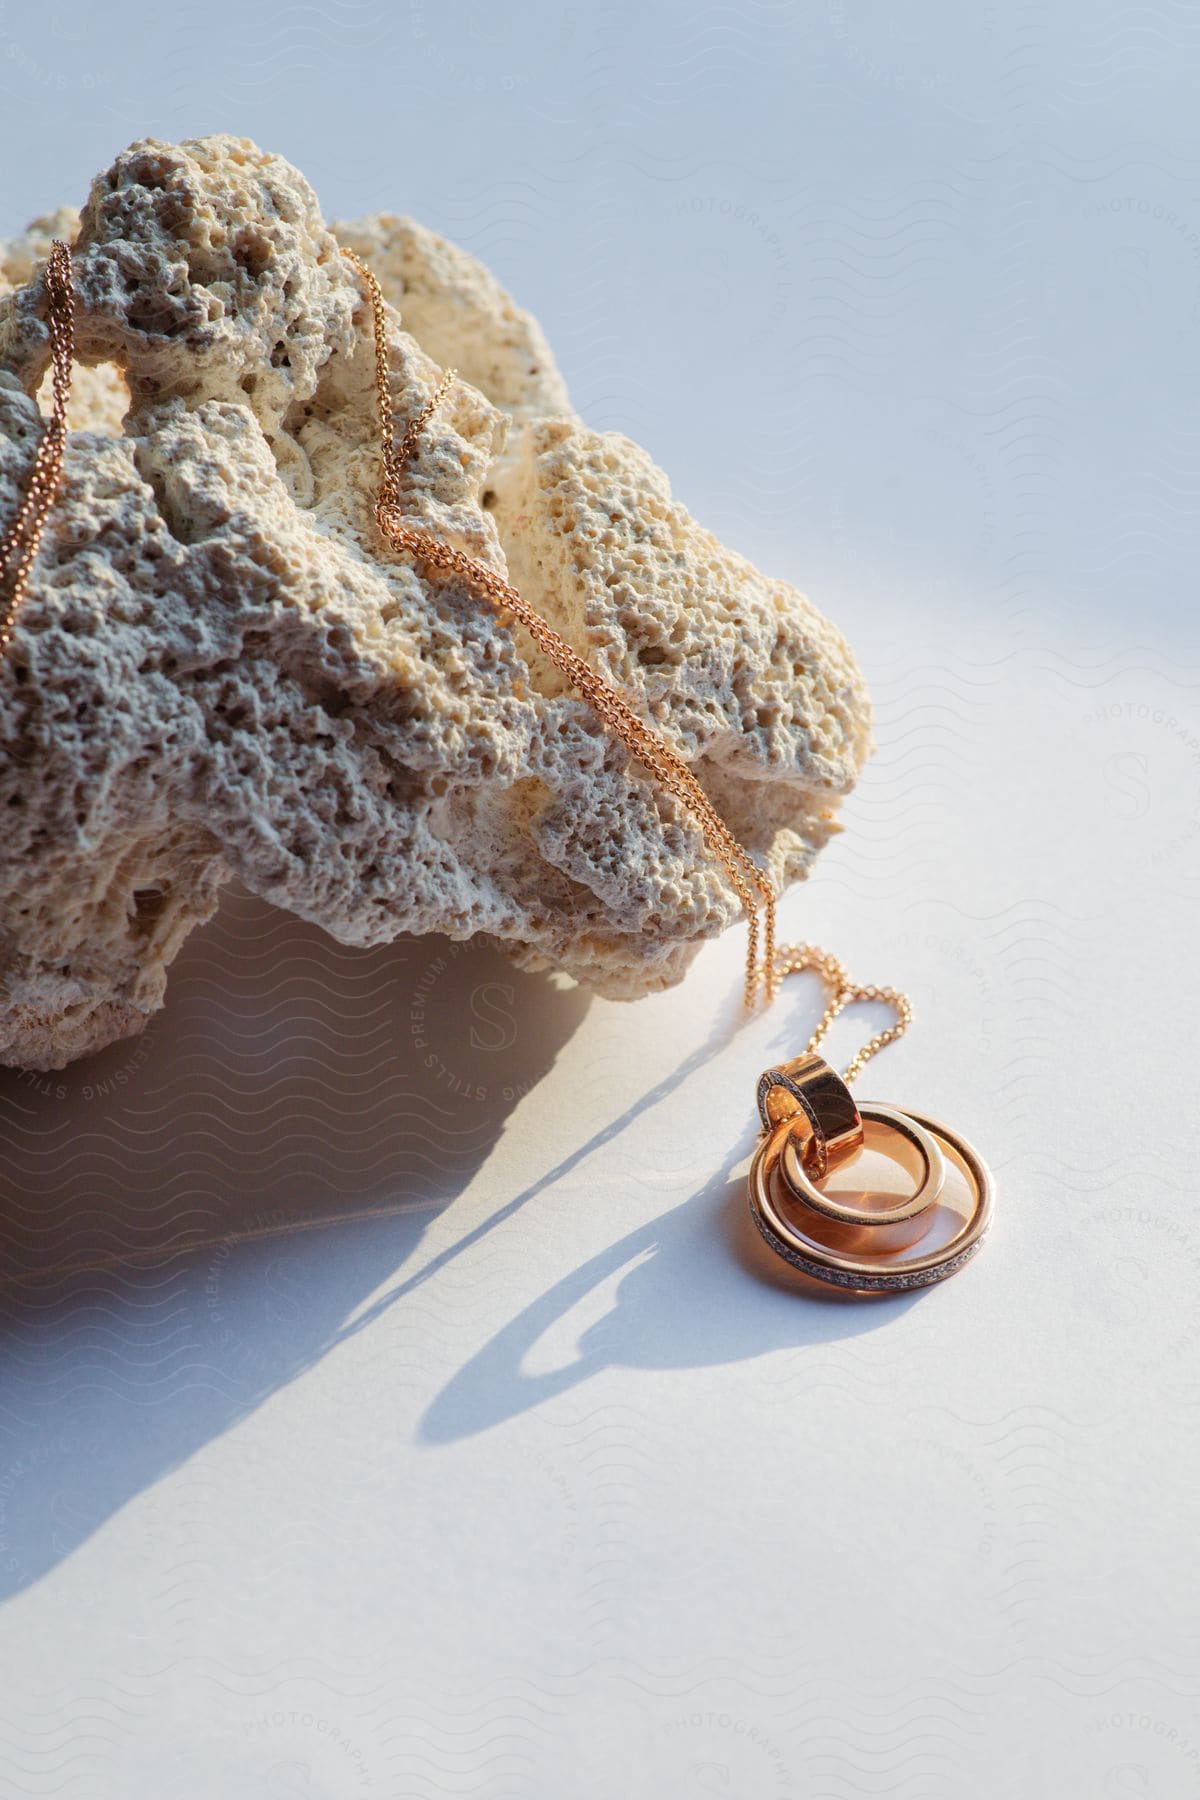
[747,1107,993,1293]
[779,1103,946,1252]
[755,1051,863,1179]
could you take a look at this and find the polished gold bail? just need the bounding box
[755,1051,862,1180]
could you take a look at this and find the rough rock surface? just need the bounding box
[0,134,871,1072]
[333,213,572,425]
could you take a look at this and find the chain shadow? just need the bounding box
[416,1163,919,1444]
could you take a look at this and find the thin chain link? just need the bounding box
[773,941,913,1084]
[0,239,74,656]
[0,239,911,1084]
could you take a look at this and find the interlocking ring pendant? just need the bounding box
[748,1055,992,1293]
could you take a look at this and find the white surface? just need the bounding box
[2,4,1199,1795]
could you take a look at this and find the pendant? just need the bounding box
[748,1053,993,1292]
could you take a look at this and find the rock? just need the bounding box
[332,213,572,425]
[0,134,870,1072]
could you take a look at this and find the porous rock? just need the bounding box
[0,134,870,1071]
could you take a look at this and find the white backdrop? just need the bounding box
[2,4,1199,1795]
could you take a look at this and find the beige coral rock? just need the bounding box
[332,213,573,424]
[0,133,870,1072]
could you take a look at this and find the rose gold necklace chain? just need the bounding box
[0,239,73,658]
[0,238,910,1084]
